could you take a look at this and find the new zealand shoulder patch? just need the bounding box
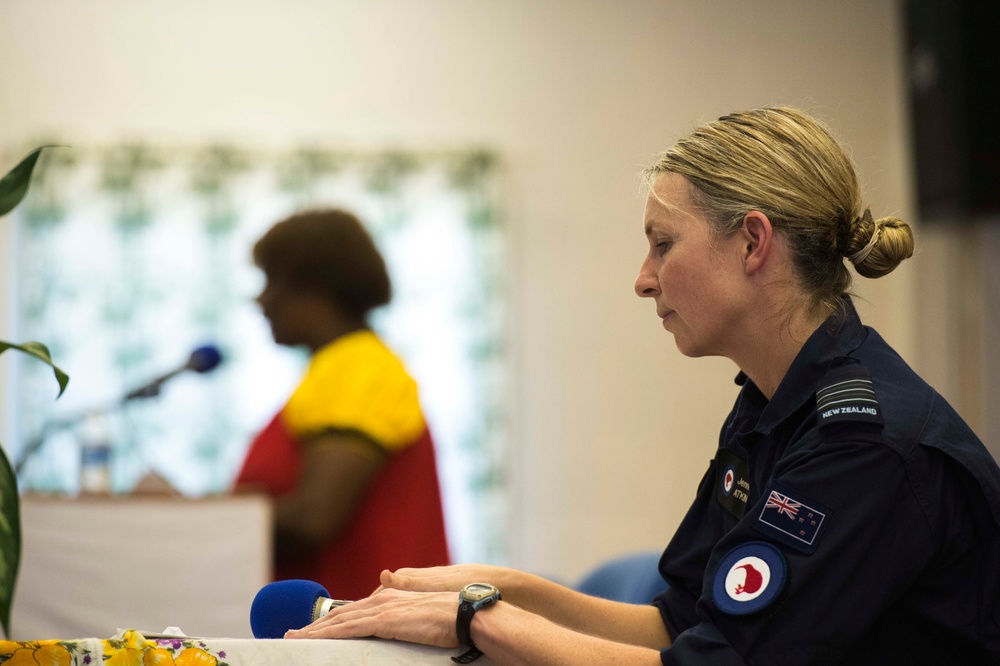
[815,363,883,429]
[753,481,828,554]
[712,542,787,616]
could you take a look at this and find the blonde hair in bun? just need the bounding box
[646,106,914,315]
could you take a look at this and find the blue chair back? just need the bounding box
[575,550,668,604]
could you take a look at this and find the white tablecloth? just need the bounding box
[0,629,497,665]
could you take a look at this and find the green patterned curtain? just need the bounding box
[4,143,507,564]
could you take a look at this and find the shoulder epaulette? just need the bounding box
[816,362,883,429]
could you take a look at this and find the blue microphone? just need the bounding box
[187,344,224,373]
[123,344,224,401]
[250,579,353,639]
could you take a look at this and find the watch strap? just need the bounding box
[452,647,484,664]
[455,600,476,649]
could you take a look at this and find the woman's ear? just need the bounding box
[740,211,774,274]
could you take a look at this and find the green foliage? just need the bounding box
[0,341,69,398]
[0,446,20,640]
[0,148,54,216]
[0,148,69,637]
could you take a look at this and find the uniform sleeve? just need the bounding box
[283,334,427,452]
[661,623,745,665]
[666,433,936,664]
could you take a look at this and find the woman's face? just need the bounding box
[255,275,322,348]
[634,173,748,358]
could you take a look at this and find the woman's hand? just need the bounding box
[283,587,458,647]
[377,564,513,595]
[285,564,517,646]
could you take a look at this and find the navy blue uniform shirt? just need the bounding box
[654,300,1000,665]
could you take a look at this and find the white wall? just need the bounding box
[0,0,916,581]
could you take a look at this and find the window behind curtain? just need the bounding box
[3,144,508,565]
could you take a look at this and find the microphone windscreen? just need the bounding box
[250,579,330,639]
[188,344,223,374]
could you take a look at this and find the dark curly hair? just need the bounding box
[253,208,391,320]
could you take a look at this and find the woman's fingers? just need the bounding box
[285,588,459,648]
[381,564,506,592]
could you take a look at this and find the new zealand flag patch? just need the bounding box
[816,363,883,428]
[753,481,828,554]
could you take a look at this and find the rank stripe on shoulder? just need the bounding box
[816,378,876,409]
[816,368,883,428]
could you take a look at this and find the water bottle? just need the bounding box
[79,412,112,494]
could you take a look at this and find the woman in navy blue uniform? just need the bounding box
[287,107,1000,664]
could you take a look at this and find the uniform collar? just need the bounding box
[734,297,869,435]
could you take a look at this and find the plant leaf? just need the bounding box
[0,146,66,639]
[0,447,19,638]
[0,340,70,397]
[0,147,51,217]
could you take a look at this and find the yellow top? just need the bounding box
[282,330,426,452]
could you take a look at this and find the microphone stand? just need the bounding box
[15,344,221,480]
[14,385,167,477]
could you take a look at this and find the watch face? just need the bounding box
[461,583,499,602]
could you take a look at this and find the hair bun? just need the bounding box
[847,210,913,278]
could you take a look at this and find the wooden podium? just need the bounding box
[10,493,272,640]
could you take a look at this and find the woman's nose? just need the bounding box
[634,258,658,297]
[255,286,272,308]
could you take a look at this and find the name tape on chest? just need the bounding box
[816,364,883,428]
[715,448,751,519]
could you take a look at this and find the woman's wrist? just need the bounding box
[492,567,541,606]
[469,600,517,658]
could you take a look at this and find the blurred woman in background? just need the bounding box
[235,209,450,601]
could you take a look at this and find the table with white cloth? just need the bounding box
[0,628,497,665]
[7,495,498,664]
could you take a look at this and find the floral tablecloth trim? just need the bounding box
[0,629,228,665]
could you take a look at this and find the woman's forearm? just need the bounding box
[473,601,665,666]
[487,569,671,649]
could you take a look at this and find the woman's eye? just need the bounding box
[655,240,672,253]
